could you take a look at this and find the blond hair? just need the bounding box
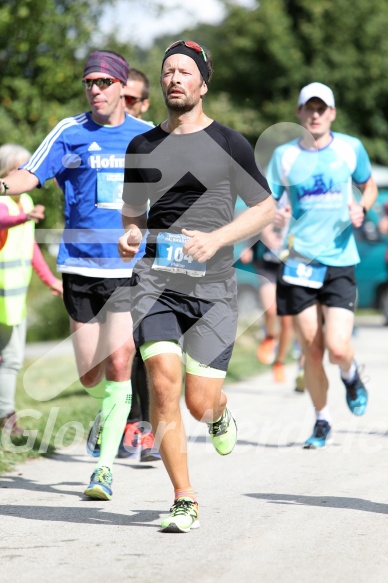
[0,143,31,178]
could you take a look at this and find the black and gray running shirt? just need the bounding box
[123,121,271,279]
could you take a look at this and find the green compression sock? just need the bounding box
[98,380,132,469]
[84,379,106,401]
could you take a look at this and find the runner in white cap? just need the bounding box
[267,82,378,448]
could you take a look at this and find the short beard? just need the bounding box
[164,95,194,113]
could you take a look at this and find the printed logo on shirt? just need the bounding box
[299,174,341,199]
[88,141,102,151]
[88,154,125,169]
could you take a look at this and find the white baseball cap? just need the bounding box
[297,82,335,107]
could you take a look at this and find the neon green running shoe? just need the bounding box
[207,407,237,456]
[160,498,200,533]
[84,466,113,501]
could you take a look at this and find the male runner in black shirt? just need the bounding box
[119,40,275,532]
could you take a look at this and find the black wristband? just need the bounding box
[362,205,367,216]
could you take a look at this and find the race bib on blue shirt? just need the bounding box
[152,232,206,277]
[96,172,124,209]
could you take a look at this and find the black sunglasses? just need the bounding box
[82,77,121,90]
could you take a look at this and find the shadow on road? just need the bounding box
[246,492,388,515]
[188,434,306,449]
[0,503,162,526]
[0,475,85,498]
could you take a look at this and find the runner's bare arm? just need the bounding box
[182,195,276,263]
[0,169,39,196]
[359,176,378,212]
[349,176,378,228]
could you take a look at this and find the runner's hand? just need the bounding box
[27,205,45,223]
[273,205,291,230]
[50,278,63,297]
[348,200,365,228]
[182,228,220,263]
[261,228,283,250]
[118,227,142,262]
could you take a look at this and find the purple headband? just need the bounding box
[83,51,129,85]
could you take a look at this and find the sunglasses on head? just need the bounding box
[124,94,145,106]
[82,77,121,90]
[164,40,207,62]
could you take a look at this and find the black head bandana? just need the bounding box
[162,46,208,83]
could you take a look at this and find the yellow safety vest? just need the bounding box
[0,194,35,325]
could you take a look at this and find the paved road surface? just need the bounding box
[1,316,388,582]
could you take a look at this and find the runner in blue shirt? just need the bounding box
[267,82,378,448]
[0,50,152,499]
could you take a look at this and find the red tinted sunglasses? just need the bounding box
[164,40,207,62]
[124,95,146,106]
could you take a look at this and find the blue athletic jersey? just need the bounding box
[267,132,372,266]
[23,112,152,277]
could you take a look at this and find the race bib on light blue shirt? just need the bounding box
[152,232,206,277]
[283,256,327,289]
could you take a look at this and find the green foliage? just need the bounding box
[175,0,388,161]
[0,0,108,150]
[0,0,115,228]
[26,284,69,342]
[286,0,388,154]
